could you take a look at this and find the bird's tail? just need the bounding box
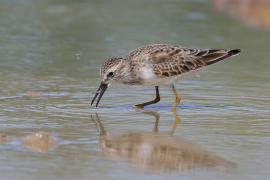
[202,49,241,65]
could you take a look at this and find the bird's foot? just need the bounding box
[134,104,145,109]
[170,107,181,135]
[171,94,181,112]
[175,94,181,105]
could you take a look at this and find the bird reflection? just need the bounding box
[91,112,234,172]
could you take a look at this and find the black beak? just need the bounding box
[91,82,108,107]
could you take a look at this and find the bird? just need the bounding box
[91,44,240,109]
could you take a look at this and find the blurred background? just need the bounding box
[0,0,269,180]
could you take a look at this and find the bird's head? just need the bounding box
[91,57,125,107]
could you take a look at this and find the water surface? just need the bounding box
[0,0,270,180]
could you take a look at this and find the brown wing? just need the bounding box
[127,44,174,60]
[151,47,240,78]
[127,44,182,76]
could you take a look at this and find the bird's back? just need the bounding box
[126,44,240,79]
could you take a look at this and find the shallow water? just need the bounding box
[0,0,270,180]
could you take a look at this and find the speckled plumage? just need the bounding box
[91,44,240,107]
[100,44,240,86]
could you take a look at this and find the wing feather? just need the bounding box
[127,44,240,78]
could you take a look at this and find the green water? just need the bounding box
[0,0,270,180]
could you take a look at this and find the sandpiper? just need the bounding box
[91,44,240,109]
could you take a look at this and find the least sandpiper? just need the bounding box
[91,44,240,109]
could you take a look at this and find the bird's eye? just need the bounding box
[107,72,114,77]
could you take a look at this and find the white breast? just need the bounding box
[140,65,179,86]
[141,65,155,80]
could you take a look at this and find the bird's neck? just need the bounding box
[115,60,139,85]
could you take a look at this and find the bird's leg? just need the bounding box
[135,86,160,108]
[170,108,181,135]
[171,84,181,112]
[169,84,181,135]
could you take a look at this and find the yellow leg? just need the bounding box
[171,85,181,112]
[170,107,181,135]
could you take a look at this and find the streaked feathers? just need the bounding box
[92,44,240,107]
[100,44,240,84]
